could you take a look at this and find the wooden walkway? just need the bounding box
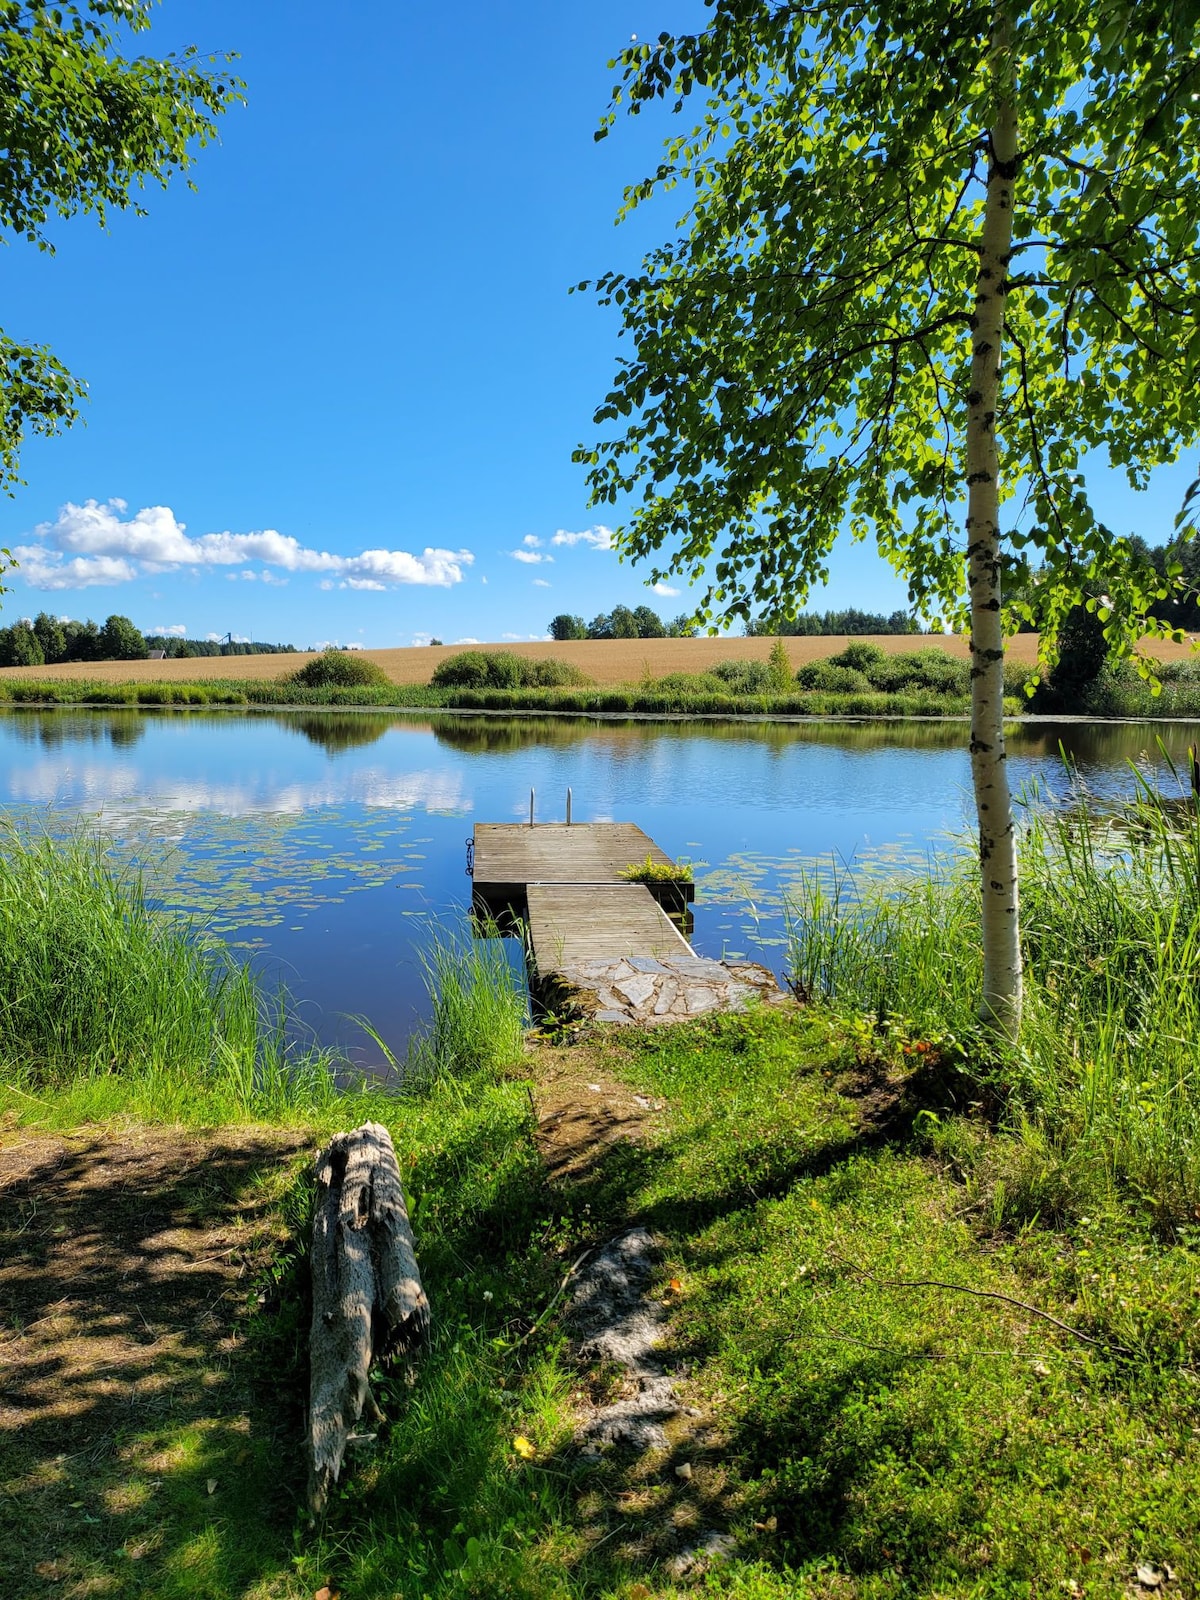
[471,822,696,973]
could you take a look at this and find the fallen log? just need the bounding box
[308,1121,430,1514]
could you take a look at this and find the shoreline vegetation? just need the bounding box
[3,793,1199,1595]
[3,634,1200,717]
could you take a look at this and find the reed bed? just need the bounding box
[786,774,1200,1228]
[0,821,340,1121]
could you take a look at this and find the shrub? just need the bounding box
[709,658,777,694]
[795,661,874,693]
[868,648,971,695]
[289,649,391,689]
[430,650,589,689]
[830,639,887,672]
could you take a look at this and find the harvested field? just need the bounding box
[3,631,1195,690]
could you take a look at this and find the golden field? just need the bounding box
[0,631,1196,688]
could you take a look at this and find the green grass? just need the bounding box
[4,825,1199,1596]
[0,821,341,1125]
[784,776,1200,1233]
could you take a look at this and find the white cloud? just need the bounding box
[532,578,551,588]
[239,569,258,581]
[550,525,615,550]
[152,623,188,637]
[521,534,541,548]
[261,572,289,587]
[344,578,387,591]
[19,499,474,590]
[653,581,680,597]
[509,548,552,565]
[12,545,136,589]
[453,636,480,645]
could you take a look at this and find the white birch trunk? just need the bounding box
[966,27,1022,1035]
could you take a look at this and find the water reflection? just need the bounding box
[4,707,147,749]
[2,706,1197,1067]
[291,713,395,755]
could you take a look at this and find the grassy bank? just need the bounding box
[786,778,1200,1231]
[3,828,1200,1595]
[4,641,1200,716]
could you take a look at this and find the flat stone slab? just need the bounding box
[545,953,791,1028]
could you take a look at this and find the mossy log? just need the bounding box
[308,1121,429,1514]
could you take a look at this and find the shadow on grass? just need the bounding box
[0,1128,311,1597]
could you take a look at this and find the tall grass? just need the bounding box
[786,776,1200,1227]
[410,921,528,1081]
[0,821,339,1121]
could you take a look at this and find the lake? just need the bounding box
[1,707,1196,1068]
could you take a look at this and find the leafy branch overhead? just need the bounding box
[0,1,240,496]
[574,0,1200,669]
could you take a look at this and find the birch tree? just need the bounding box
[576,0,1200,1034]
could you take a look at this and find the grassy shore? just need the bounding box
[4,635,1200,717]
[2,825,1199,1596]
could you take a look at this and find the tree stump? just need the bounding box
[308,1121,429,1514]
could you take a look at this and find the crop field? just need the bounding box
[3,631,1194,689]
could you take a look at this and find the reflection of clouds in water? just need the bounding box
[5,763,470,817]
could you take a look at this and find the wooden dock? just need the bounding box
[470,822,695,969]
[469,819,783,1026]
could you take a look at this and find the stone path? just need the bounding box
[543,952,790,1026]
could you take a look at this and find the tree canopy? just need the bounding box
[577,0,1200,1032]
[0,2,238,503]
[577,0,1200,660]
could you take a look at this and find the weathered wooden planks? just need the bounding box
[471,822,683,905]
[525,882,692,971]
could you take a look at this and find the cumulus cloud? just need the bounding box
[653,581,680,596]
[550,525,615,550]
[12,546,137,589]
[152,623,188,637]
[19,499,474,590]
[532,578,551,588]
[509,548,552,565]
[521,534,541,548]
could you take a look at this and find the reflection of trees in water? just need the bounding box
[2,710,147,749]
[428,712,976,756]
[288,713,398,754]
[429,711,1200,766]
[1010,721,1200,771]
[429,715,587,753]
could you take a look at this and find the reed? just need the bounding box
[406,920,528,1082]
[0,821,339,1121]
[785,771,1200,1227]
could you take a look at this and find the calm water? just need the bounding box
[2,708,1196,1067]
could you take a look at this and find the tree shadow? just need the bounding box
[0,1128,313,1596]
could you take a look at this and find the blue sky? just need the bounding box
[0,1,1195,649]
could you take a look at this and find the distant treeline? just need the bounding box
[746,607,923,636]
[549,606,698,640]
[0,611,295,668]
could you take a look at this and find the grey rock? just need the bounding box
[627,956,667,973]
[685,986,720,1014]
[611,974,657,1009]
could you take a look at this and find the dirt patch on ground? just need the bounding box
[0,1121,313,1595]
[528,1039,664,1182]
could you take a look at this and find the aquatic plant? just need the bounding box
[618,853,694,885]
